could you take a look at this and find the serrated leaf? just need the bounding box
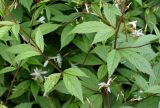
[145,85,160,94]
[38,23,60,35]
[6,44,36,54]
[15,102,33,108]
[70,53,103,65]
[35,28,44,52]
[31,81,39,100]
[44,73,61,96]
[134,74,148,90]
[107,50,121,77]
[19,0,33,12]
[0,21,15,26]
[71,21,113,34]
[119,49,154,75]
[80,94,102,108]
[133,35,158,46]
[0,67,16,74]
[11,23,20,40]
[73,36,91,53]
[63,73,83,102]
[103,4,121,27]
[9,80,31,99]
[92,30,114,44]
[154,25,160,36]
[14,51,40,62]
[79,68,99,91]
[93,45,110,62]
[64,68,88,77]
[97,64,108,81]
[61,24,75,49]
[0,26,10,39]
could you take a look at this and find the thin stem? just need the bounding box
[114,0,128,49]
[4,65,20,105]
[107,92,110,108]
[1,0,63,75]
[124,22,128,42]
[82,46,93,65]
[102,95,105,108]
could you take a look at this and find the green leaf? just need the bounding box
[154,25,160,36]
[0,86,7,97]
[92,30,114,44]
[61,24,75,49]
[119,49,154,75]
[97,64,108,81]
[135,0,142,6]
[15,102,33,108]
[93,45,110,62]
[63,73,83,102]
[136,96,160,108]
[119,106,134,108]
[107,50,121,77]
[103,4,121,27]
[0,21,15,26]
[38,23,60,35]
[145,85,160,94]
[0,104,7,108]
[80,94,102,108]
[0,26,10,39]
[6,44,37,54]
[44,73,61,96]
[37,96,58,108]
[64,68,88,77]
[80,68,99,91]
[0,67,16,74]
[31,81,39,100]
[133,35,158,46]
[19,0,33,12]
[134,74,148,90]
[11,24,20,40]
[71,21,114,34]
[14,51,40,62]
[9,80,31,99]
[35,28,44,52]
[73,36,91,53]
[70,53,103,65]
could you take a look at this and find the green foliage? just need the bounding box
[0,0,160,107]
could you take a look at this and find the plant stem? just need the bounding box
[114,0,128,49]
[0,0,63,75]
[4,65,20,105]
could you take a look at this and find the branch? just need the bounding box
[0,0,63,75]
[114,0,128,49]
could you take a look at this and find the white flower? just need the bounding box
[85,3,89,13]
[126,2,132,10]
[128,21,137,29]
[98,82,108,89]
[98,78,112,93]
[43,60,49,67]
[30,67,47,80]
[38,16,45,23]
[56,54,62,68]
[132,29,144,37]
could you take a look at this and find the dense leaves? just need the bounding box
[0,0,160,108]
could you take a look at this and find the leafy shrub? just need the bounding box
[0,0,160,108]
